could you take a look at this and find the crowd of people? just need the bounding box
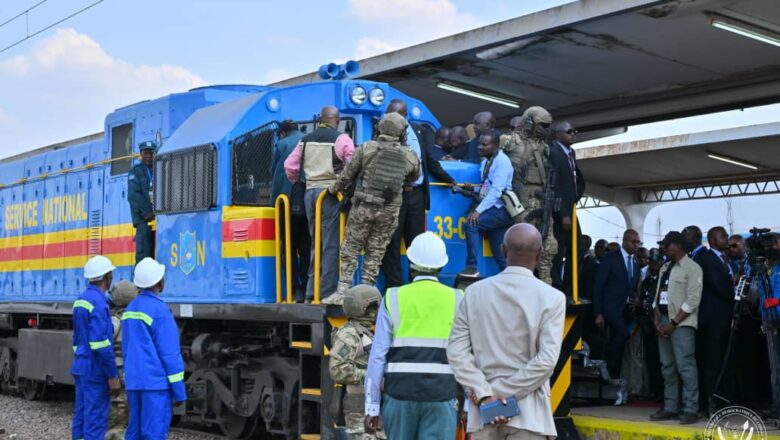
[274,101,586,306]
[581,226,780,426]
[117,96,780,440]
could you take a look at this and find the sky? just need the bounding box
[0,0,777,244]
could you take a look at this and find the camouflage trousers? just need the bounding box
[105,389,129,440]
[517,186,557,285]
[345,411,386,439]
[337,202,400,294]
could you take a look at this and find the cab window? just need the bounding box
[110,123,133,175]
[232,121,277,206]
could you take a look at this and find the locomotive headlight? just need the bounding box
[350,86,367,105]
[369,88,385,106]
[411,105,422,119]
[266,97,280,112]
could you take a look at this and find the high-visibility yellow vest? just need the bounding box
[384,277,462,401]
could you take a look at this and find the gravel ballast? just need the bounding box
[0,393,219,439]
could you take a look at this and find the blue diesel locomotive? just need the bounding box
[0,64,498,439]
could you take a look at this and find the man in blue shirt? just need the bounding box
[459,129,514,277]
[72,255,122,440]
[271,120,310,301]
[122,258,186,440]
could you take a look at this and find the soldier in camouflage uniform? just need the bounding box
[502,106,558,285]
[329,285,385,439]
[323,112,420,305]
[105,280,139,440]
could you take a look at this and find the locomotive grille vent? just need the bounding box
[154,145,217,214]
[231,121,277,206]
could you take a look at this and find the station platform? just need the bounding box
[572,405,780,439]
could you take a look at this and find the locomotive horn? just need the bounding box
[318,63,340,80]
[339,60,360,79]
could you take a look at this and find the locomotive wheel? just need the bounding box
[217,405,258,440]
[18,379,45,401]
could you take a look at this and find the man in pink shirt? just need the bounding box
[284,105,355,302]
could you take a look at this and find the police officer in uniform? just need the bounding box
[325,113,420,305]
[329,285,386,439]
[128,141,156,264]
[122,258,187,440]
[72,256,122,440]
[502,106,558,285]
[105,280,139,440]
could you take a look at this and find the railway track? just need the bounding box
[170,426,230,440]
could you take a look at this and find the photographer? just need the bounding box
[762,233,780,418]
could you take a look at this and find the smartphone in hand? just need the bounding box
[479,397,520,425]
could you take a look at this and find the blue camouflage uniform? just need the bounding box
[122,290,186,440]
[71,284,119,440]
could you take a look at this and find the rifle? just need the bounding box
[525,168,560,242]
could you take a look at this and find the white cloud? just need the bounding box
[0,28,206,159]
[346,0,479,59]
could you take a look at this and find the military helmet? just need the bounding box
[521,106,552,125]
[343,285,382,319]
[110,280,139,308]
[378,112,408,138]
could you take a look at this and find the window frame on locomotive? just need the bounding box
[229,117,356,207]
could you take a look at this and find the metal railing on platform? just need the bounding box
[274,194,292,303]
[313,190,345,304]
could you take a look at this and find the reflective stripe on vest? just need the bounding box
[385,282,461,373]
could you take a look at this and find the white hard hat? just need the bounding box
[133,258,166,289]
[407,231,449,270]
[83,255,116,280]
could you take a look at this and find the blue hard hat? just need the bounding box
[139,141,157,151]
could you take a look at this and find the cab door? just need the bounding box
[223,122,277,302]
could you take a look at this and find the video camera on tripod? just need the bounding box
[711,227,780,417]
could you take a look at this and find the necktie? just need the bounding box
[627,255,633,282]
[567,150,576,183]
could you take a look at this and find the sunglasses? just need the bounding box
[559,128,578,135]
[729,244,739,248]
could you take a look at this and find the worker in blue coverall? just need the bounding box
[122,257,187,439]
[71,255,122,440]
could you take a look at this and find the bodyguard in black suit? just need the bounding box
[380,100,456,288]
[593,229,642,379]
[550,122,586,292]
[684,225,735,412]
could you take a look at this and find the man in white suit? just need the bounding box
[447,223,566,439]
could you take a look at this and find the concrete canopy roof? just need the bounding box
[274,0,780,131]
[576,122,780,205]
